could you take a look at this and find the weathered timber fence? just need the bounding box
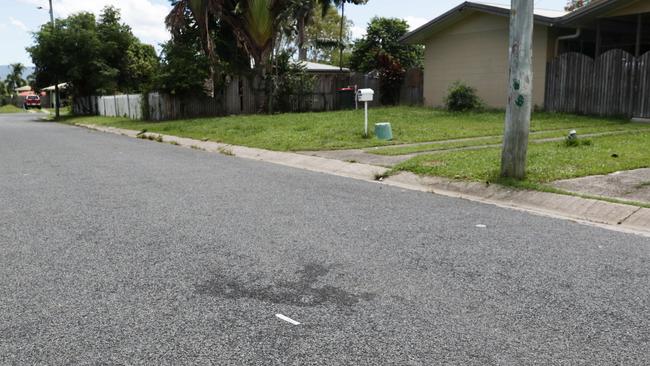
[73,69,424,121]
[545,50,650,118]
[1,96,28,108]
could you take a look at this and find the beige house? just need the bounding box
[402,0,650,109]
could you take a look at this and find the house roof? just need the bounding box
[300,61,349,73]
[474,2,568,18]
[41,82,68,92]
[559,0,633,25]
[14,85,32,92]
[401,0,638,44]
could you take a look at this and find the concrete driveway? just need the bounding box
[1,114,648,364]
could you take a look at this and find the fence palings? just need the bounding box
[72,69,424,121]
[545,50,650,118]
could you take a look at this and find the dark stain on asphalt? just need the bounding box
[195,263,375,307]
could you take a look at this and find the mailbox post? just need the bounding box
[357,88,374,137]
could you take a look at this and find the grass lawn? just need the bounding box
[0,105,24,113]
[60,106,649,151]
[368,125,648,156]
[392,132,650,190]
[43,106,71,116]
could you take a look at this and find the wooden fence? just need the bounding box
[73,69,424,121]
[545,50,650,118]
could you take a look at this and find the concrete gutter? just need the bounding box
[76,123,650,238]
[76,124,388,183]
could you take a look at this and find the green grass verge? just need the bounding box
[392,132,650,187]
[43,106,71,117]
[368,126,648,156]
[58,107,645,152]
[0,105,25,113]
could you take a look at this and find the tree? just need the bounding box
[349,17,423,73]
[30,12,112,97]
[304,6,352,64]
[26,73,36,88]
[376,52,403,105]
[5,63,27,92]
[500,0,534,179]
[167,0,292,110]
[96,6,159,94]
[0,80,7,97]
[290,0,365,61]
[123,43,160,93]
[28,7,159,98]
[565,0,591,11]
[156,18,211,95]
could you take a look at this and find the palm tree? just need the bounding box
[26,73,36,88]
[166,0,288,109]
[5,63,26,93]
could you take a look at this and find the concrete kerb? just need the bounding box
[76,124,389,182]
[75,123,650,238]
[386,172,649,237]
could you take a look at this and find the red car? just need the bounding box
[24,95,41,109]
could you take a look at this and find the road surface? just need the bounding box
[1,113,648,364]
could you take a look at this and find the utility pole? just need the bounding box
[48,0,60,120]
[500,0,534,179]
[339,2,345,71]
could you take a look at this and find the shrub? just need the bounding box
[376,52,405,105]
[444,81,482,112]
[565,137,592,147]
[272,52,315,113]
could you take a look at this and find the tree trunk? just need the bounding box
[500,0,534,179]
[298,13,307,61]
[252,62,268,113]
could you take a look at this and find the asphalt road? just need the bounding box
[1,113,648,365]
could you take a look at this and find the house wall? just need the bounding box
[422,12,549,108]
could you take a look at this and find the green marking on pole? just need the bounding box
[515,95,525,107]
[513,79,521,90]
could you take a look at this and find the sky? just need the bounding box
[0,0,570,66]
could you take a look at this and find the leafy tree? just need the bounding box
[124,43,160,93]
[349,17,423,73]
[5,63,27,92]
[0,80,7,97]
[376,52,403,105]
[97,7,133,93]
[304,7,352,65]
[28,7,158,97]
[290,0,365,61]
[96,6,159,93]
[29,12,113,96]
[565,0,592,11]
[156,19,211,95]
[272,51,315,112]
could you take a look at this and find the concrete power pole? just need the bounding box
[500,0,534,179]
[48,0,60,120]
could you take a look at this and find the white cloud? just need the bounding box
[351,25,366,40]
[19,0,171,46]
[404,16,428,31]
[9,17,28,31]
[350,16,430,40]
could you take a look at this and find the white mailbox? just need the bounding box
[357,88,374,102]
